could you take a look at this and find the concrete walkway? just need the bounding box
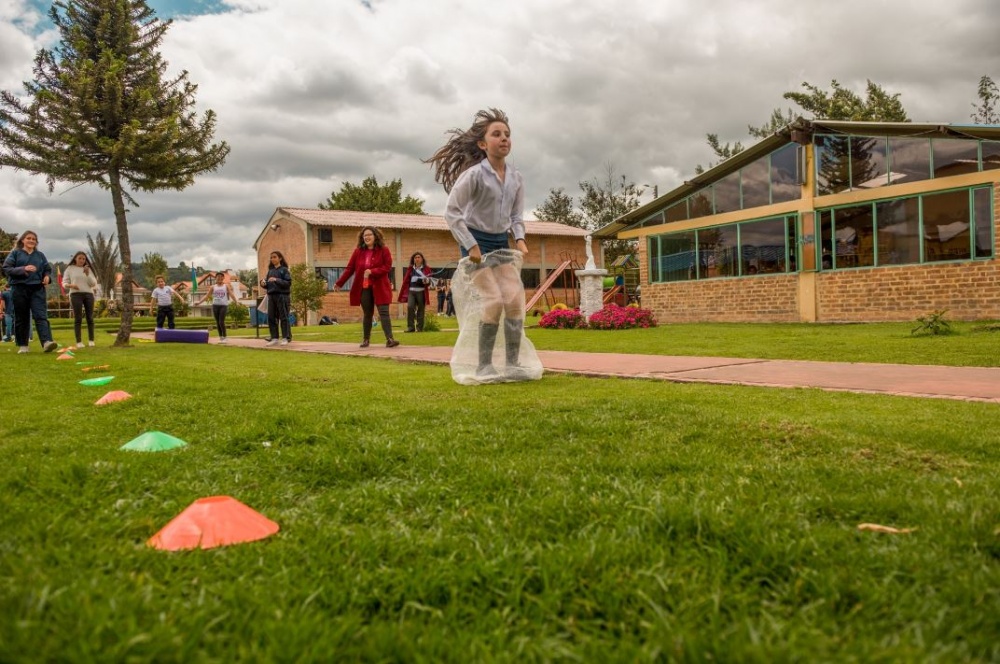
[205,335,1000,404]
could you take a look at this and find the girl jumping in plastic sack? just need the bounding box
[425,108,543,385]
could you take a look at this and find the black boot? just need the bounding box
[504,318,531,380]
[477,322,500,381]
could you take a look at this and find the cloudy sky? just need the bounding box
[1,0,998,269]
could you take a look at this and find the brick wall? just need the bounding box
[816,261,1000,321]
[641,275,801,323]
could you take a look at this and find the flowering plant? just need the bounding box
[539,307,588,329]
[588,303,657,330]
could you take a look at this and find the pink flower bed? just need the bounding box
[587,304,657,330]
[538,308,588,329]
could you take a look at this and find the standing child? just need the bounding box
[424,108,541,383]
[63,251,99,347]
[199,272,238,343]
[2,230,58,353]
[260,251,292,346]
[398,252,432,332]
[149,275,183,329]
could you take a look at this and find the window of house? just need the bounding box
[739,217,787,275]
[316,267,352,291]
[521,269,541,289]
[850,136,888,190]
[770,143,800,204]
[740,156,770,209]
[697,225,738,278]
[657,232,696,282]
[815,134,851,196]
[875,197,920,265]
[712,172,741,214]
[888,137,931,186]
[665,200,689,223]
[980,140,1000,171]
[923,189,972,262]
[318,228,333,244]
[933,139,980,178]
[834,204,876,268]
[689,191,713,218]
[974,187,994,258]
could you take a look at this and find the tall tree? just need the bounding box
[0,0,229,346]
[971,75,999,124]
[319,176,425,214]
[288,263,327,326]
[533,187,584,228]
[698,79,909,172]
[0,227,17,253]
[577,164,643,263]
[140,251,168,287]
[86,230,119,299]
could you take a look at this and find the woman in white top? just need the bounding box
[63,251,99,346]
[199,272,238,342]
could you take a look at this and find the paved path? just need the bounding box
[200,335,1000,404]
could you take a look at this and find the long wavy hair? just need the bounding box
[356,226,385,249]
[423,108,509,192]
[408,252,426,268]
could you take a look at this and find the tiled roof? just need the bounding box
[277,207,589,237]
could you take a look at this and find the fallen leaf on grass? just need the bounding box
[857,523,917,534]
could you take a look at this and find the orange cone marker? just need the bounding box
[57,353,75,360]
[95,390,132,405]
[148,496,280,551]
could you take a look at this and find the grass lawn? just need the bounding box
[1,331,998,661]
[226,315,1000,367]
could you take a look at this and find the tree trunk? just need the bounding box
[110,168,135,346]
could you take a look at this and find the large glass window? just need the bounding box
[834,204,875,267]
[741,157,770,208]
[974,187,993,258]
[638,211,664,229]
[851,137,888,189]
[923,190,972,262]
[713,172,741,214]
[697,226,738,278]
[933,139,979,178]
[982,141,1000,171]
[689,191,713,218]
[888,137,931,186]
[648,236,661,283]
[665,200,688,223]
[816,135,851,195]
[771,143,800,204]
[658,232,696,282]
[740,217,787,275]
[875,198,920,265]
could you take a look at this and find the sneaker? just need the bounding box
[360,339,370,348]
[18,346,29,354]
[386,338,400,348]
[88,341,95,347]
[266,339,280,346]
[43,341,58,353]
[218,337,227,344]
[279,339,289,345]
[404,329,415,333]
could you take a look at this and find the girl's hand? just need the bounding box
[516,239,529,255]
[468,246,482,264]
[42,276,50,286]
[24,265,37,273]
[83,267,90,275]
[363,269,371,278]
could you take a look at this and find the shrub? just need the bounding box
[539,308,588,329]
[588,303,658,330]
[423,312,441,332]
[228,301,249,326]
[911,310,953,336]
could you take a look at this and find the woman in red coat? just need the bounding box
[397,252,432,332]
[334,226,399,348]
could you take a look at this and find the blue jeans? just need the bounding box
[12,284,51,347]
[460,229,510,258]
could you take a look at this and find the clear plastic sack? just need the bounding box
[450,249,544,385]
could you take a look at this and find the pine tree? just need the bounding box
[0,0,229,345]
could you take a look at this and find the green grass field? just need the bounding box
[1,324,999,661]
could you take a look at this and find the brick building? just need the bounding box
[253,209,597,323]
[596,120,1000,322]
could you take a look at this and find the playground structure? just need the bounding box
[525,251,641,314]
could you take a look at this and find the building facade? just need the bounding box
[597,120,1000,322]
[254,209,597,323]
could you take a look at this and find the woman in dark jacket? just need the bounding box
[397,252,432,332]
[260,250,292,346]
[2,230,58,353]
[334,227,399,348]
